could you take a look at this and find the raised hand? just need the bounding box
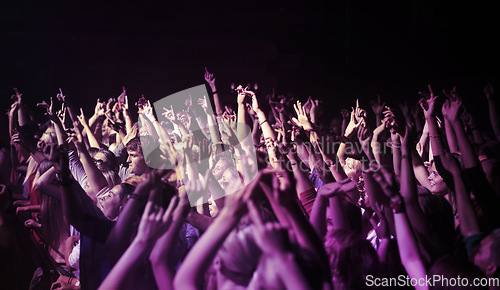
[439,150,461,175]
[36,97,57,121]
[484,81,494,100]
[418,84,438,119]
[204,67,216,90]
[76,108,88,127]
[94,99,106,117]
[369,202,389,239]
[292,100,313,131]
[357,123,372,154]
[143,100,156,123]
[117,87,127,105]
[135,197,179,243]
[442,98,462,123]
[249,91,260,114]
[56,88,66,103]
[11,88,22,106]
[161,105,176,123]
[354,99,367,123]
[247,200,289,254]
[370,95,386,116]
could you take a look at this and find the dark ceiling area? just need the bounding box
[1,1,499,126]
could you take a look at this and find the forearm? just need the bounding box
[82,124,100,148]
[309,195,329,238]
[426,116,444,156]
[444,119,459,154]
[394,211,428,290]
[487,98,500,141]
[256,110,276,140]
[329,195,349,231]
[236,103,250,141]
[452,171,480,238]
[174,211,239,289]
[78,147,107,200]
[451,120,479,168]
[271,251,311,290]
[123,111,133,135]
[99,239,152,290]
[106,197,146,265]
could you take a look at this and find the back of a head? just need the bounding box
[325,229,380,289]
[429,255,487,289]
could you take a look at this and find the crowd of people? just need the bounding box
[1,67,500,290]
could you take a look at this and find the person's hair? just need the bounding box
[118,183,135,202]
[125,137,143,154]
[102,169,121,188]
[418,191,456,257]
[215,225,262,287]
[429,255,487,289]
[123,175,145,187]
[88,147,100,157]
[40,193,68,252]
[324,229,380,290]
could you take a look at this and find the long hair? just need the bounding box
[325,229,380,290]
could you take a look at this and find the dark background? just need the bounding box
[1,0,499,130]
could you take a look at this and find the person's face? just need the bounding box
[473,235,496,276]
[176,109,191,129]
[427,162,448,195]
[213,159,229,180]
[208,196,219,217]
[219,168,238,191]
[93,152,110,171]
[127,150,148,176]
[102,119,112,137]
[37,128,55,152]
[100,185,123,220]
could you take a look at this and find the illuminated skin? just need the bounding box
[102,119,113,139]
[99,185,124,220]
[207,196,219,217]
[93,152,109,171]
[212,159,229,180]
[218,167,239,191]
[37,127,56,151]
[126,150,149,176]
[176,109,191,131]
[427,161,448,195]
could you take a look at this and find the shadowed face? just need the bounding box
[100,185,124,220]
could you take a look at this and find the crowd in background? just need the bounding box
[1,68,500,290]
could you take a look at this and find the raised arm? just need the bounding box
[372,172,428,290]
[484,82,500,141]
[174,174,261,290]
[442,151,481,237]
[69,121,107,202]
[99,197,179,290]
[204,67,223,117]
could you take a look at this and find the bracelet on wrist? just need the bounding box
[212,90,218,95]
